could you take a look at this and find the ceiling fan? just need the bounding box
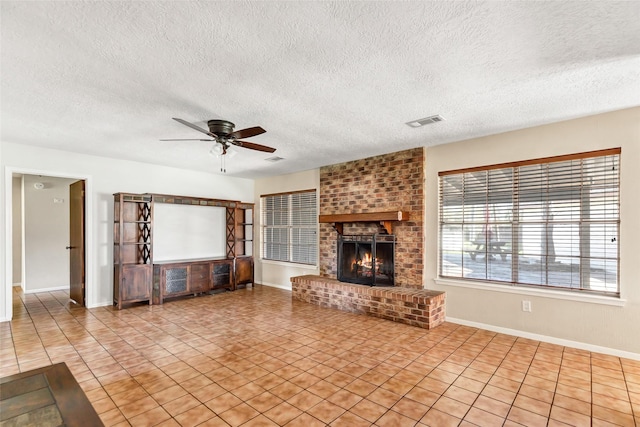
[162,118,276,172]
[162,118,276,155]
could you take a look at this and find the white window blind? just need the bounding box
[439,148,620,296]
[262,190,317,265]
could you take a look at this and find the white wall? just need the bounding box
[425,107,640,355]
[11,177,22,286]
[1,142,254,319]
[23,175,76,292]
[1,143,5,320]
[254,169,320,289]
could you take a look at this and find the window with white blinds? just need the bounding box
[439,148,620,296]
[261,190,317,265]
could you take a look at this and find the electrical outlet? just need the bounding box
[522,300,532,312]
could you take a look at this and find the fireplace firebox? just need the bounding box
[337,235,395,286]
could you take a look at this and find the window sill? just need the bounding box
[433,278,626,307]
[260,259,318,270]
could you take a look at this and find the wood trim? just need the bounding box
[319,211,409,235]
[319,211,409,223]
[149,193,241,207]
[438,147,621,176]
[0,363,104,427]
[260,189,316,198]
[113,193,152,202]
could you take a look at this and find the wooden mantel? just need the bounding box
[319,211,409,235]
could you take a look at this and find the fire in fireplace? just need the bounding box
[337,235,395,286]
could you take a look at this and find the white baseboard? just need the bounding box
[0,317,10,323]
[13,283,22,287]
[259,282,292,291]
[88,301,114,309]
[24,286,70,294]
[446,316,640,361]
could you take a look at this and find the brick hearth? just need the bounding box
[291,275,445,329]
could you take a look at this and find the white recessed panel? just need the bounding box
[153,203,226,261]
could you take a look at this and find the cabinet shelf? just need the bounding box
[224,205,254,282]
[113,193,153,309]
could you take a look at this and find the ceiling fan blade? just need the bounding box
[172,118,216,138]
[230,126,266,140]
[232,140,276,153]
[160,138,213,141]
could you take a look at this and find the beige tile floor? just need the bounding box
[1,285,639,427]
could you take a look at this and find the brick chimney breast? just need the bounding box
[319,148,425,288]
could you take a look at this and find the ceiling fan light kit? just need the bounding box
[209,144,223,157]
[162,117,276,172]
[209,144,238,158]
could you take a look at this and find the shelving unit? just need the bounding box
[234,203,254,288]
[114,193,254,308]
[113,193,153,309]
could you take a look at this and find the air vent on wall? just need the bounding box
[265,156,285,162]
[406,115,445,128]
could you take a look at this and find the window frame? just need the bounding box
[260,189,318,266]
[438,148,621,297]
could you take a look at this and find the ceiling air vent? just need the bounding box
[406,115,445,128]
[265,156,285,162]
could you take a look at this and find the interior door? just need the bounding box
[69,180,85,306]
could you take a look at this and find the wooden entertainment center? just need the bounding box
[113,192,254,309]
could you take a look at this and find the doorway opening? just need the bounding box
[4,168,92,320]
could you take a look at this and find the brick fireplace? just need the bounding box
[319,148,425,288]
[292,147,444,329]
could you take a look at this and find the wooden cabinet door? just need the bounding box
[163,267,188,296]
[122,265,151,301]
[235,257,254,287]
[189,263,211,293]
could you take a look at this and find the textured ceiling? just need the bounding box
[1,1,639,178]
